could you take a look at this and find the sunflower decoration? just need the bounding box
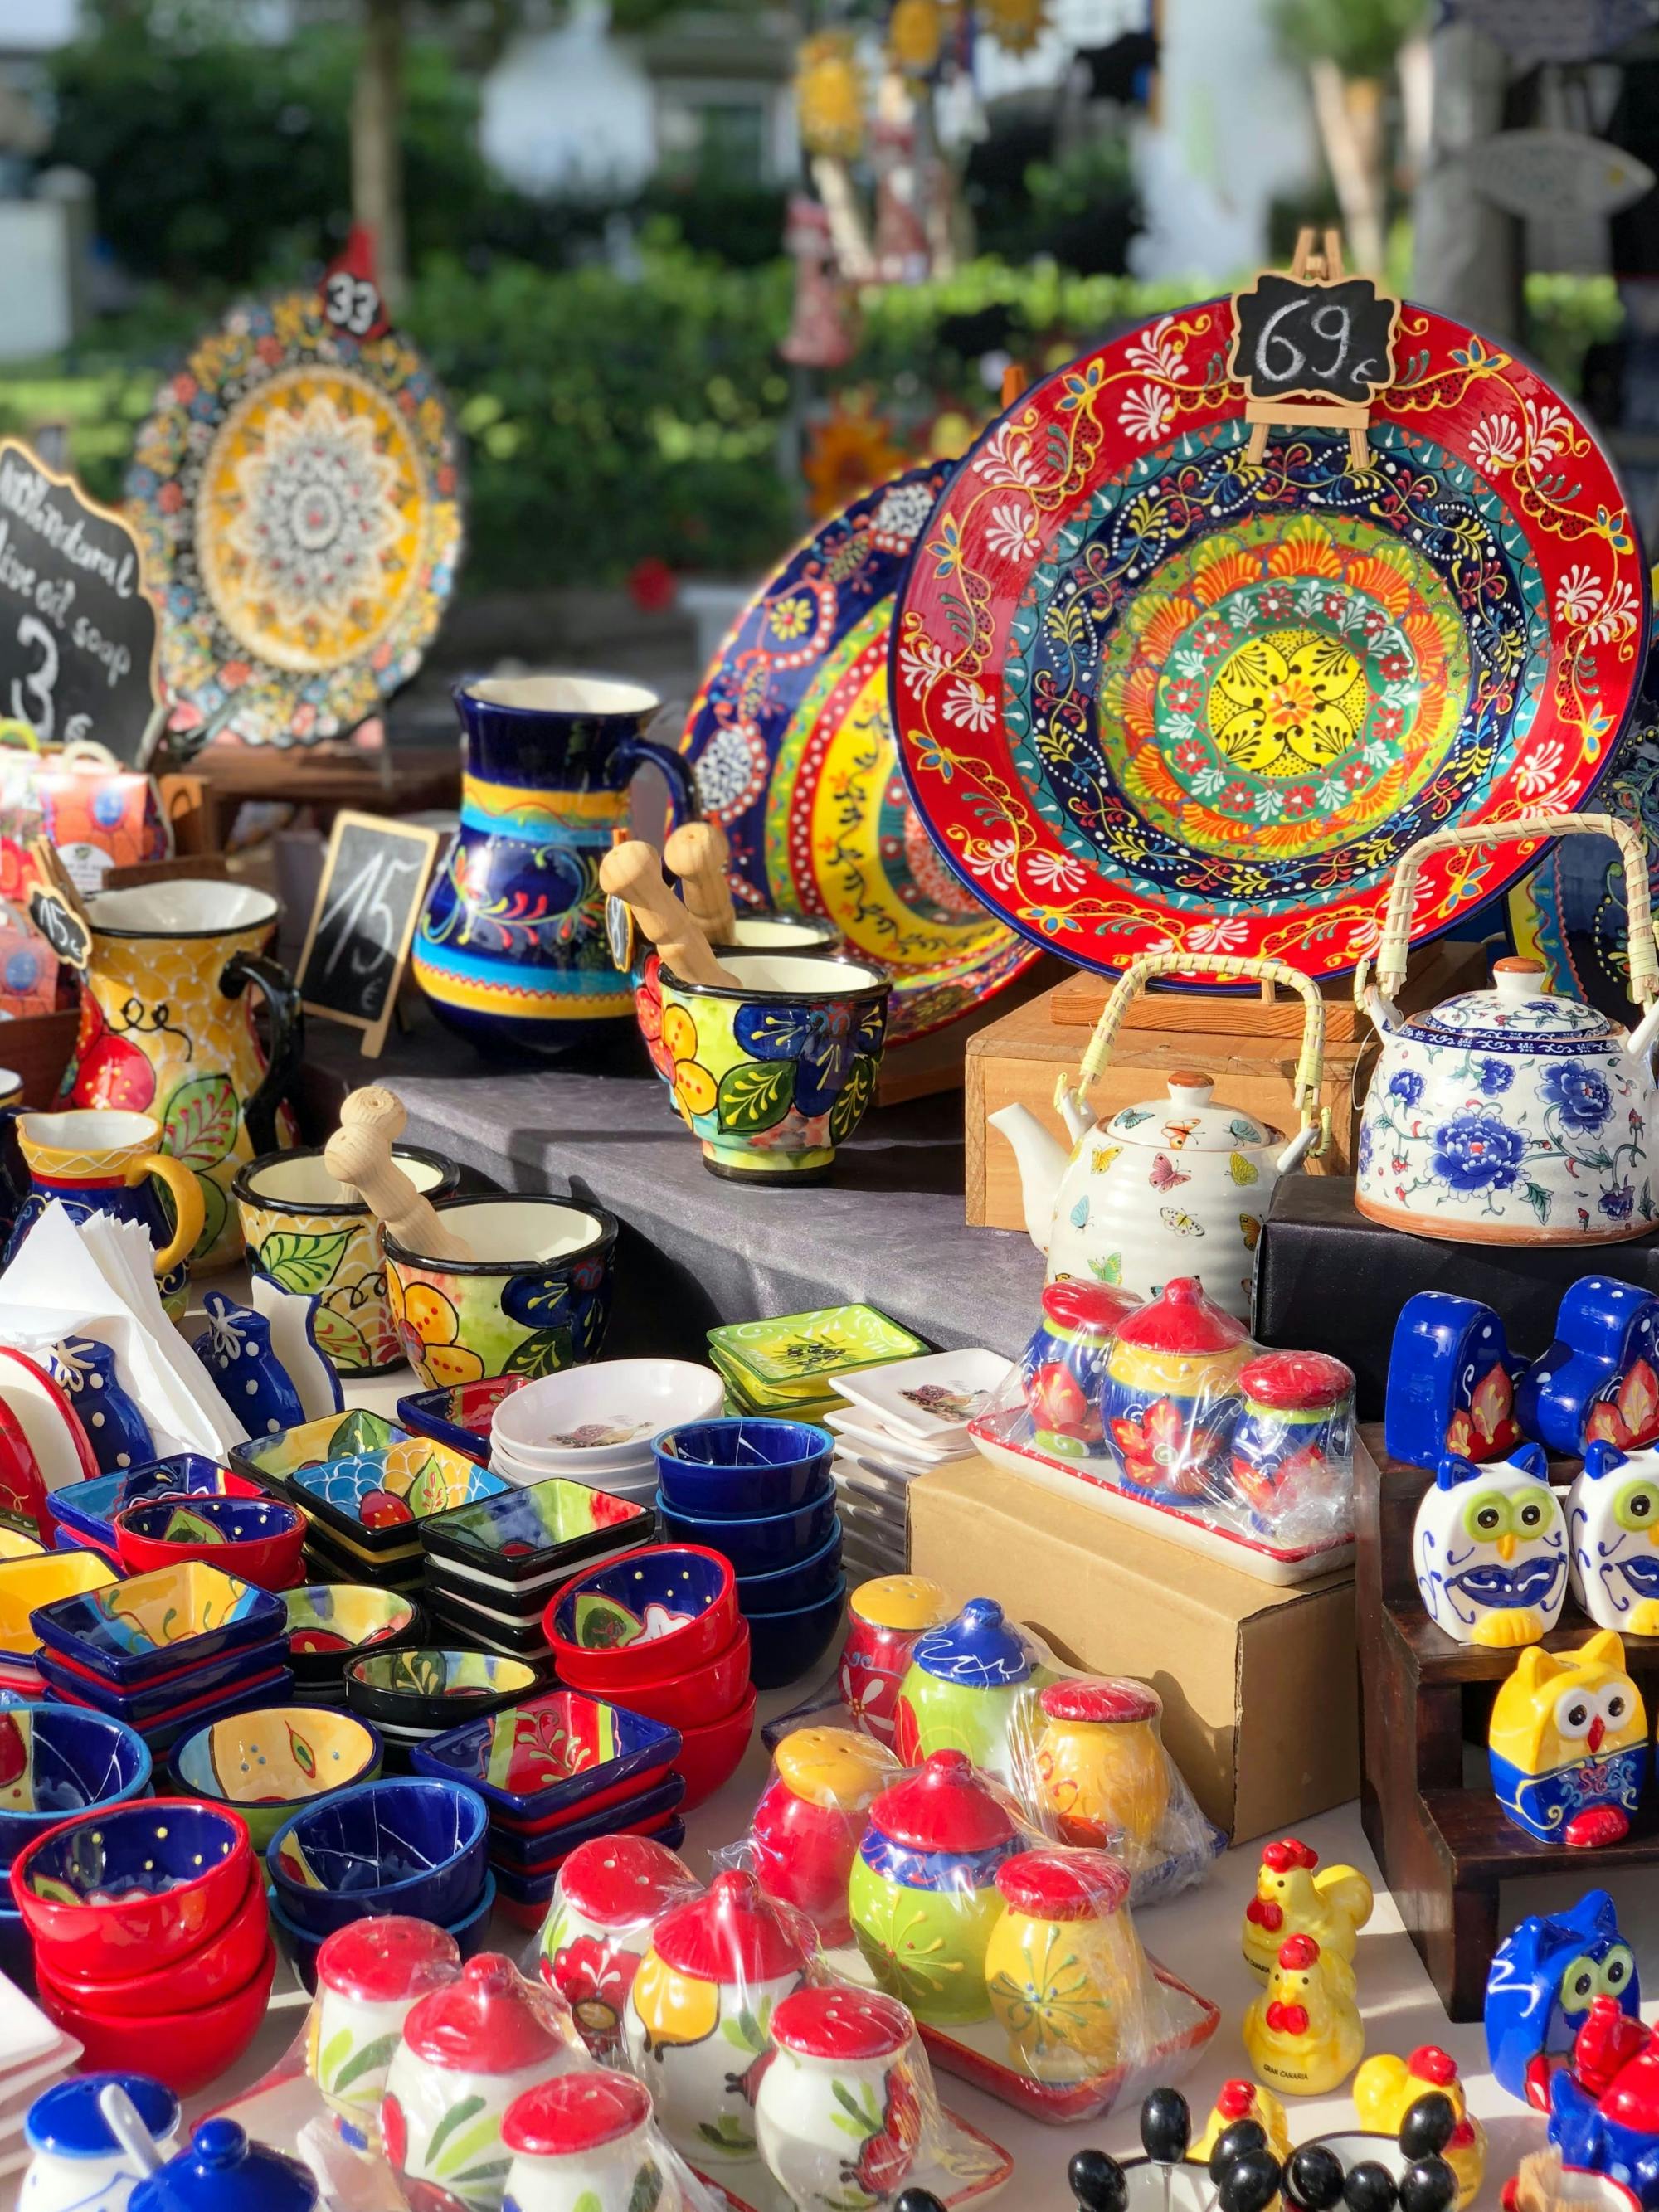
[802,391,907,518]
[978,0,1049,52]
[797,32,868,159]
[888,0,945,77]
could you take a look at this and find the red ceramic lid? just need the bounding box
[1112,1278,1248,1355]
[1039,1281,1140,1338]
[1039,1677,1160,1727]
[868,1750,1018,1854]
[400,1954,569,2073]
[994,1849,1131,1921]
[771,1986,912,2062]
[1237,1351,1353,1412]
[558,1833,696,1928]
[651,1870,810,1984]
[316,1915,460,2004]
[501,2071,651,2157]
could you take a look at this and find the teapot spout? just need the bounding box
[988,1104,1068,1255]
[1627,999,1659,1066]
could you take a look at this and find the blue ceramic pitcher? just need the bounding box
[412,676,695,1054]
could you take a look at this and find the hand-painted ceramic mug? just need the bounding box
[654,953,891,1182]
[3,1109,205,1320]
[385,1194,618,1390]
[234,1145,460,1376]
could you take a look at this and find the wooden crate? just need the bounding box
[964,941,1487,1230]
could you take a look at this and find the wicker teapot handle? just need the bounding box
[1356,811,1659,1009]
[1060,950,1327,1149]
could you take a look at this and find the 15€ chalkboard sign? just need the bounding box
[0,438,163,765]
[295,809,443,1057]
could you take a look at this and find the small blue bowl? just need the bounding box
[654,1419,833,1520]
[267,1869,497,1996]
[747,1577,847,1690]
[266,1775,489,1937]
[735,1519,843,1616]
[655,1473,838,1576]
[0,1704,151,1866]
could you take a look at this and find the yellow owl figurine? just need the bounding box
[1488,1629,1648,1848]
[1242,1837,1374,1981]
[1190,2078,1293,2164]
[1242,1932,1364,2096]
[1353,2046,1486,2209]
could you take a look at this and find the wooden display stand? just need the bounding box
[964,939,1486,1231]
[1356,1424,1659,2022]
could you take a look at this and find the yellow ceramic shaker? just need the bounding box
[984,1849,1143,2081]
[1032,1677,1168,1853]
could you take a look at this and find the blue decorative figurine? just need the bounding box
[1518,1276,1659,1458]
[1384,1291,1527,1471]
[1413,1444,1568,1646]
[1484,1889,1638,2107]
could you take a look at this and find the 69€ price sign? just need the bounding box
[1228,231,1400,468]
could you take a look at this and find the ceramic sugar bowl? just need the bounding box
[128,2121,316,2212]
[538,1834,698,2062]
[382,1954,583,2212]
[891,1598,1040,1784]
[22,2073,181,2212]
[1019,1281,1142,1460]
[501,2071,680,2212]
[838,1576,951,1745]
[751,1727,902,1947]
[1101,1277,1252,1505]
[849,1749,1024,2026]
[624,1869,811,2163]
[756,1986,925,2212]
[307,1915,461,2152]
[1031,1677,1169,1854]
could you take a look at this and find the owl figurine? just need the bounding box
[1485,1889,1640,2106]
[1488,1631,1648,1848]
[1569,1442,1659,1636]
[1413,1444,1567,1646]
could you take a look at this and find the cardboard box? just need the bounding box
[907,1455,1358,1840]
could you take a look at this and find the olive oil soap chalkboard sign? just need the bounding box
[296,809,443,1057]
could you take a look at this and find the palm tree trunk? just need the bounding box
[353,0,408,316]
[1307,56,1387,275]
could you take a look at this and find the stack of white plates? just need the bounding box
[0,1973,82,2180]
[487,1356,727,1500]
[825,1348,1012,1585]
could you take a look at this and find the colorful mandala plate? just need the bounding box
[891,301,1649,980]
[126,291,465,747]
[680,464,1039,1042]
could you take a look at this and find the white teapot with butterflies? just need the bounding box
[990,952,1327,1320]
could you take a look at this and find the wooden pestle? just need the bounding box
[664,819,737,946]
[324,1086,477,1261]
[599,839,741,988]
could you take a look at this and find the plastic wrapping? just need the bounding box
[971,1276,1356,1572]
[531,1831,707,2064]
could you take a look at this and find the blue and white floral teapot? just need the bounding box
[1355,815,1659,1247]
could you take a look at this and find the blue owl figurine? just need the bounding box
[1413,1443,1568,1646]
[1569,1441,1659,1635]
[1485,1889,1639,2106]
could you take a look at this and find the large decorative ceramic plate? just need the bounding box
[680,465,1039,1040]
[891,303,1649,981]
[126,291,464,747]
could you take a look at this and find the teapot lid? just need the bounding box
[315,1913,460,2004]
[909,1597,1034,1687]
[501,2071,652,2158]
[1405,956,1615,1044]
[868,1749,1019,1853]
[773,1726,900,1811]
[27,2073,179,2160]
[1100,1073,1278,1153]
[771,1986,912,2062]
[995,1848,1131,1922]
[400,1954,570,2073]
[130,2122,315,2212]
[557,1833,696,1927]
[651,1869,810,1983]
[1112,1276,1250,1355]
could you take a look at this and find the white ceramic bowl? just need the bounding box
[487,1446,659,1500]
[491,1359,726,1471]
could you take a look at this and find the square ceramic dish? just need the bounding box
[36,1633,287,1716]
[292,1440,506,1554]
[489,1811,686,1916]
[0,1554,117,1664]
[304,1523,426,1592]
[422,1583,554,1657]
[411,1688,681,1825]
[707,1306,927,1403]
[51,1457,265,1551]
[395,1378,525,1464]
[830,1347,1011,1443]
[486,1775,686,1872]
[420,1475,652,1589]
[421,1562,546,1627]
[227,1409,408,1495]
[29,1562,285,1687]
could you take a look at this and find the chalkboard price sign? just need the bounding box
[0,439,163,765]
[1230,272,1399,408]
[296,809,443,1057]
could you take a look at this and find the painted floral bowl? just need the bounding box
[266,1777,490,1936]
[170,1706,382,1850]
[12,1797,253,1979]
[542,1544,738,1690]
[657,1475,839,1574]
[411,1689,682,1826]
[747,1580,847,1692]
[281,1586,421,1684]
[344,1647,541,1733]
[384,1194,618,1391]
[655,953,891,1184]
[113,1492,307,1588]
[29,1563,285,1688]
[654,1417,834,1519]
[0,1703,153,1867]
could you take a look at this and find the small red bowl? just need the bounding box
[33,1860,268,2015]
[674,1681,757,1811]
[542,1544,738,1691]
[562,1617,751,1734]
[36,1937,278,2095]
[113,1496,306,1591]
[12,1798,253,1981]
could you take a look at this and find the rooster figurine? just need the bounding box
[1243,1932,1364,2096]
[1190,2078,1292,2165]
[1354,2046,1486,2207]
[1242,1838,1374,1982]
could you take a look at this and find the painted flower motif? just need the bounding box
[768,591,816,641]
[1258,585,1294,620]
[984,500,1039,559]
[662,1002,717,1121]
[733,994,886,1118]
[1468,412,1523,472]
[396,1281,484,1388]
[1388,1069,1424,1107]
[1027,848,1087,892]
[1186,916,1249,954]
[1474,1057,1514,1096]
[1109,1397,1197,1490]
[1123,314,1190,382]
[553,1932,636,2043]
[1524,398,1575,462]
[1356,1122,1374,1176]
[898,634,950,690]
[1119,383,1174,443]
[1541,1061,1613,1131]
[971,421,1043,490]
[941,676,996,732]
[1430,1112,1525,1194]
[1166,678,1202,716]
[1174,739,1206,775]
[1601,1184,1637,1223]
